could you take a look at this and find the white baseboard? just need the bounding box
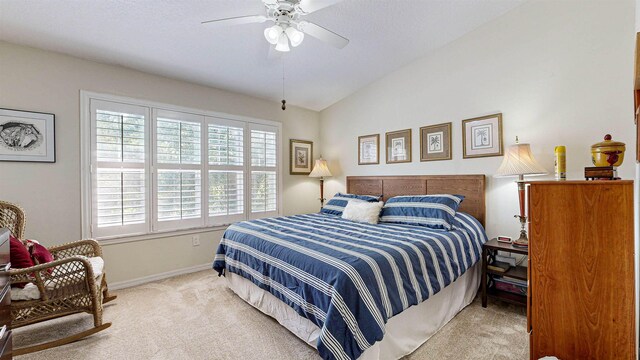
[109,263,211,290]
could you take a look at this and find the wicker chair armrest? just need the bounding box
[48,239,103,259]
[9,256,96,300]
[8,256,92,277]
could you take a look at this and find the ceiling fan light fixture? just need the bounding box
[264,24,283,45]
[285,26,304,47]
[275,32,290,52]
[202,0,349,52]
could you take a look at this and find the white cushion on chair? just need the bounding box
[11,283,40,301]
[11,256,105,301]
[87,256,104,278]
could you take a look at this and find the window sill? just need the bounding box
[97,225,231,246]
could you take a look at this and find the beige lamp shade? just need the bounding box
[495,142,547,177]
[309,159,332,178]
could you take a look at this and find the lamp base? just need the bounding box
[318,178,325,211]
[512,230,529,248]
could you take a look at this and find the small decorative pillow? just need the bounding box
[341,201,384,225]
[10,235,34,269]
[26,240,54,265]
[321,193,381,216]
[379,194,464,230]
[9,235,35,288]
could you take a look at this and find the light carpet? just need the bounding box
[15,270,528,360]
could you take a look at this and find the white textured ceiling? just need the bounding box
[0,0,524,111]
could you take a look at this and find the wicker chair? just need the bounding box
[0,200,116,355]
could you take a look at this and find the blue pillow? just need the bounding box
[379,194,464,230]
[321,193,381,216]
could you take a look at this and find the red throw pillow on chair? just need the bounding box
[10,235,34,288]
[10,235,34,269]
[26,240,54,265]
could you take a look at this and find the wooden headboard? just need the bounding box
[346,175,486,226]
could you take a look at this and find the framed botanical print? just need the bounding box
[462,113,503,159]
[358,134,379,165]
[420,122,452,161]
[386,129,411,164]
[0,108,56,163]
[290,139,313,175]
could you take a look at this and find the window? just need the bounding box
[153,110,204,231]
[89,100,150,238]
[82,93,281,239]
[208,120,245,225]
[249,127,278,218]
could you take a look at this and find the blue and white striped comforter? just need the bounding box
[212,212,487,360]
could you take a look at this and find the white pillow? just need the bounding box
[341,200,384,225]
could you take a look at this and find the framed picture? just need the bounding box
[0,108,56,163]
[358,134,379,165]
[386,129,411,164]
[420,122,452,161]
[290,139,313,175]
[462,113,503,159]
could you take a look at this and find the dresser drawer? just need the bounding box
[0,262,10,294]
[0,230,10,360]
[0,234,10,292]
[0,230,9,268]
[0,285,10,330]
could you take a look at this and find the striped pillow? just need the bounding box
[379,194,464,230]
[321,193,381,216]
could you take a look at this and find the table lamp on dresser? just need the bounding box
[494,137,547,247]
[309,158,332,209]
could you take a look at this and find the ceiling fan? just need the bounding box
[202,0,348,53]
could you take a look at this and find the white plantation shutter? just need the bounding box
[208,123,244,166]
[251,129,277,167]
[95,169,146,225]
[208,119,245,225]
[249,125,278,218]
[154,110,205,231]
[90,100,150,238]
[83,93,282,239]
[251,171,277,212]
[157,170,202,219]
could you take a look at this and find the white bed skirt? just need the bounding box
[226,262,480,360]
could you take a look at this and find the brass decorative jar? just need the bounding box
[591,134,625,167]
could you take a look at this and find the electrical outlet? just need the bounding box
[192,235,200,246]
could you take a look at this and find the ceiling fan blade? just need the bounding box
[201,15,268,27]
[297,21,349,49]
[296,0,344,14]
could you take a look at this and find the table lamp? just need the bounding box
[494,137,547,247]
[309,157,332,209]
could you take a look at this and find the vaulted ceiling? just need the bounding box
[0,0,525,111]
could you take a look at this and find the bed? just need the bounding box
[213,175,487,360]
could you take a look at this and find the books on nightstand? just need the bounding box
[495,254,517,267]
[487,261,510,273]
[494,276,527,296]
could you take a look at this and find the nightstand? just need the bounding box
[481,238,528,308]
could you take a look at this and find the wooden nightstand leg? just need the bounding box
[481,246,488,308]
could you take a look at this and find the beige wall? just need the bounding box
[320,0,636,239]
[0,41,321,284]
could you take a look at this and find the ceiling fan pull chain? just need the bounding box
[281,58,286,111]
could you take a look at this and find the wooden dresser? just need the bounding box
[527,181,635,360]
